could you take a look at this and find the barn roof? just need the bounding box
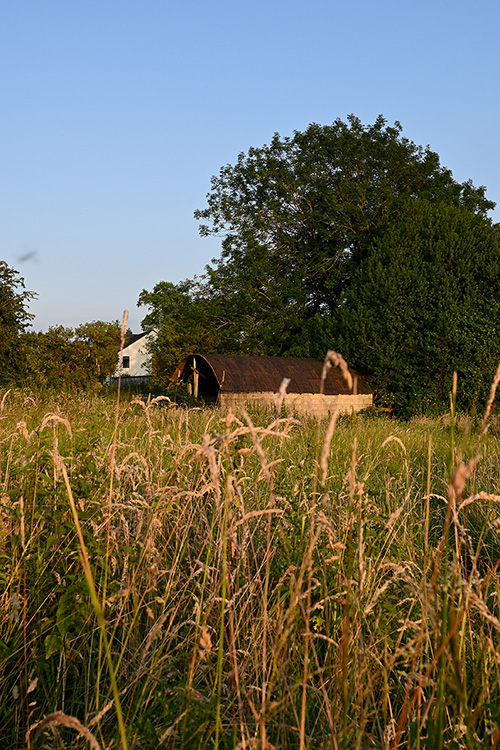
[171,354,371,395]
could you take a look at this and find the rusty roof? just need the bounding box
[171,354,371,395]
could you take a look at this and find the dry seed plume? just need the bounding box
[477,358,500,445]
[321,351,353,393]
[120,310,129,350]
[448,357,500,507]
[37,413,73,439]
[0,389,11,412]
[198,625,213,661]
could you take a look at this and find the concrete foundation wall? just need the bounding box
[219,391,372,417]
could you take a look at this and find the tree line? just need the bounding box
[3,115,499,414]
[0,261,122,390]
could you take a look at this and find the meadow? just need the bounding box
[2,371,500,749]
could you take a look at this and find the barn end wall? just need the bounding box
[219,391,372,417]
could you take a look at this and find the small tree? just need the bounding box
[138,281,226,388]
[0,261,36,383]
[74,320,123,382]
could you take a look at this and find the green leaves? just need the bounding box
[0,261,36,384]
[337,199,500,414]
[20,319,122,390]
[44,583,91,659]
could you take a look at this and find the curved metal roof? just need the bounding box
[171,354,371,395]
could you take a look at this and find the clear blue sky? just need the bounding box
[2,0,499,332]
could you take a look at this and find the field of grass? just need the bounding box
[2,378,500,749]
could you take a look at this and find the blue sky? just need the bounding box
[2,0,499,332]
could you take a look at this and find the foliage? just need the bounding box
[336,199,500,415]
[0,261,36,383]
[138,281,225,388]
[21,320,122,390]
[140,115,498,413]
[2,387,500,748]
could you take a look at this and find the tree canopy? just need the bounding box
[140,115,499,413]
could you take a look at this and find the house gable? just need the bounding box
[114,331,155,379]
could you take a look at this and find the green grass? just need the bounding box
[1,386,500,748]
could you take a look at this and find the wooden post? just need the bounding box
[193,357,199,401]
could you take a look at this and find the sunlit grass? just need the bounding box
[1,385,500,748]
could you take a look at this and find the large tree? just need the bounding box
[0,261,36,383]
[141,116,499,412]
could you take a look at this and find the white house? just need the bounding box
[112,331,155,384]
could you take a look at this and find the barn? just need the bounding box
[170,353,372,416]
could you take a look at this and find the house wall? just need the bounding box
[113,332,155,378]
[219,391,372,417]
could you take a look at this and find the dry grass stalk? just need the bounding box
[477,358,500,445]
[201,433,221,507]
[38,413,73,439]
[380,435,407,453]
[15,420,31,441]
[0,388,11,412]
[28,711,102,749]
[448,459,479,506]
[243,411,271,482]
[109,308,129,473]
[158,710,188,744]
[235,738,276,749]
[198,624,213,660]
[319,409,340,488]
[458,492,500,512]
[449,357,500,507]
[119,309,129,349]
[276,377,291,418]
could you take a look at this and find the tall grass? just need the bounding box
[1,382,500,748]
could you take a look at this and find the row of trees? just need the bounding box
[0,261,123,390]
[140,115,500,415]
[23,322,123,389]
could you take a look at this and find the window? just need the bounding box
[122,356,130,369]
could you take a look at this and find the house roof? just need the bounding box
[171,353,371,395]
[125,331,150,347]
